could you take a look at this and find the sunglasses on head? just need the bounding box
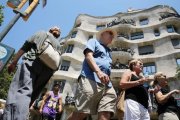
[158,74,166,79]
[139,62,143,66]
[162,75,166,78]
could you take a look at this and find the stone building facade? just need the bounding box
[46,5,180,119]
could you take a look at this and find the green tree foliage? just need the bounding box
[0,5,11,100]
[0,55,16,100]
[175,66,180,79]
[0,66,14,99]
[0,5,9,100]
[0,5,4,26]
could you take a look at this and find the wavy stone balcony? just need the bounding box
[159,12,180,21]
[111,68,128,78]
[110,62,129,78]
[61,53,83,63]
[110,47,134,61]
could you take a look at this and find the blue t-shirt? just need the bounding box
[80,39,112,87]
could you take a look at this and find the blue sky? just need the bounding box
[0,0,180,52]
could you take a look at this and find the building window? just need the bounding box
[75,23,81,28]
[117,33,129,39]
[143,63,156,75]
[52,80,66,93]
[66,44,74,53]
[171,39,180,49]
[139,18,149,25]
[71,31,77,38]
[138,45,154,55]
[96,24,106,30]
[176,59,180,66]
[130,32,144,40]
[167,25,176,33]
[60,60,70,71]
[88,35,93,40]
[154,29,160,37]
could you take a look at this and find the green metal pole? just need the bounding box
[0,13,21,42]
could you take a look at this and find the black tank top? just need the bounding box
[125,74,149,109]
[155,87,180,116]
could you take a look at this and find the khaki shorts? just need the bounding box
[74,76,117,115]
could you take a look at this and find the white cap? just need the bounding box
[50,26,60,32]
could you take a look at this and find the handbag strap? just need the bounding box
[39,43,50,55]
[37,33,49,55]
[37,34,60,55]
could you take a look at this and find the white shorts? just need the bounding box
[124,99,150,120]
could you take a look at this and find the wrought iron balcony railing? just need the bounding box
[111,63,129,69]
[110,47,135,56]
[159,12,180,21]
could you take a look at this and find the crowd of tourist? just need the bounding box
[1,26,180,120]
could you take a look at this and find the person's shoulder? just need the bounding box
[58,93,62,98]
[49,91,54,95]
[45,91,52,96]
[34,30,47,36]
[88,38,98,43]
[123,69,132,76]
[87,39,100,46]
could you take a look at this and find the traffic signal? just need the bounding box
[7,0,21,9]
[22,0,38,21]
[29,0,33,5]
[7,0,39,21]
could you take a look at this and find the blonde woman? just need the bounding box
[119,59,150,120]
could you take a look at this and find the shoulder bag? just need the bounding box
[38,38,61,70]
[116,72,132,119]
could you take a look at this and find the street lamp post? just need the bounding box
[0,0,39,72]
[0,13,21,42]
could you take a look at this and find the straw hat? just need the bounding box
[96,27,117,41]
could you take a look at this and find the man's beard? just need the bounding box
[53,32,60,38]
